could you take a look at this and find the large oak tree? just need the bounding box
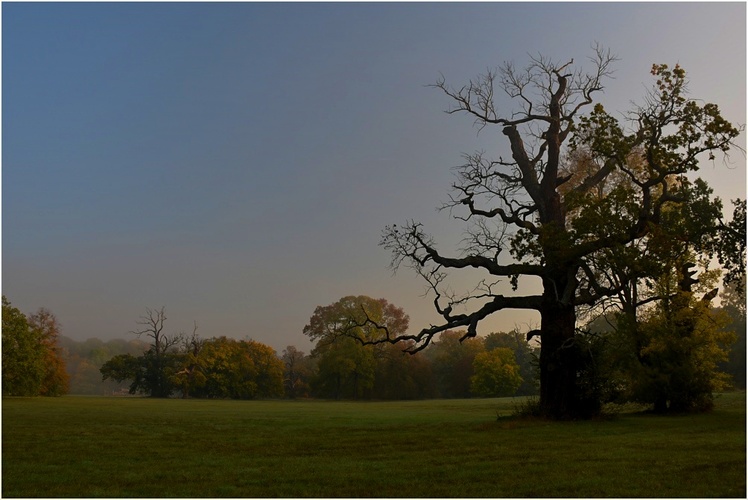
[369,49,740,419]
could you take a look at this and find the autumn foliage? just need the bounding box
[2,297,69,397]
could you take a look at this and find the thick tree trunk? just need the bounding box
[535,176,595,418]
[538,298,580,419]
[537,266,600,419]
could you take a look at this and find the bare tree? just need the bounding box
[131,307,183,397]
[131,307,182,355]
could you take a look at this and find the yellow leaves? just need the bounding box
[470,347,523,397]
[192,336,285,399]
[637,287,736,396]
[304,296,409,351]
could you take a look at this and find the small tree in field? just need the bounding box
[363,49,739,419]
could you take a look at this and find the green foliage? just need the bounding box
[568,114,733,415]
[629,293,735,412]
[304,295,413,399]
[2,296,44,396]
[281,345,315,398]
[470,348,523,397]
[101,335,284,400]
[304,295,410,346]
[484,330,539,395]
[719,280,747,388]
[99,354,143,393]
[425,330,485,398]
[312,336,377,399]
[2,297,68,397]
[712,199,747,293]
[511,397,544,418]
[372,343,437,400]
[190,337,284,399]
[96,306,284,399]
[100,349,182,397]
[171,333,208,398]
[588,269,737,413]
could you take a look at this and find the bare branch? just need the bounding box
[130,306,182,355]
[354,292,543,353]
[381,221,543,278]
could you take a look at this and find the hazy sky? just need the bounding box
[3,2,746,353]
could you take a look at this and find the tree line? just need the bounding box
[93,301,539,400]
[3,290,744,405]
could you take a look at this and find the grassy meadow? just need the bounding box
[2,393,745,497]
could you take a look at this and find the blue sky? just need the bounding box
[3,2,746,353]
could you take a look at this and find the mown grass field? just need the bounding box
[2,393,745,497]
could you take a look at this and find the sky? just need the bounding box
[3,2,746,354]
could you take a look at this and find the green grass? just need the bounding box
[3,393,745,497]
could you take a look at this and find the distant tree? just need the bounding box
[373,54,740,418]
[713,199,746,295]
[2,296,44,396]
[304,296,409,399]
[99,307,184,397]
[425,330,485,398]
[100,353,143,394]
[304,296,410,348]
[27,308,70,396]
[129,307,183,397]
[719,279,746,388]
[189,337,284,399]
[245,339,285,398]
[63,336,149,394]
[484,330,538,395]
[281,345,314,398]
[372,342,437,400]
[101,334,284,399]
[470,347,523,397]
[172,325,207,398]
[312,336,376,399]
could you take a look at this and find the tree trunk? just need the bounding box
[538,299,580,419]
[537,268,600,419]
